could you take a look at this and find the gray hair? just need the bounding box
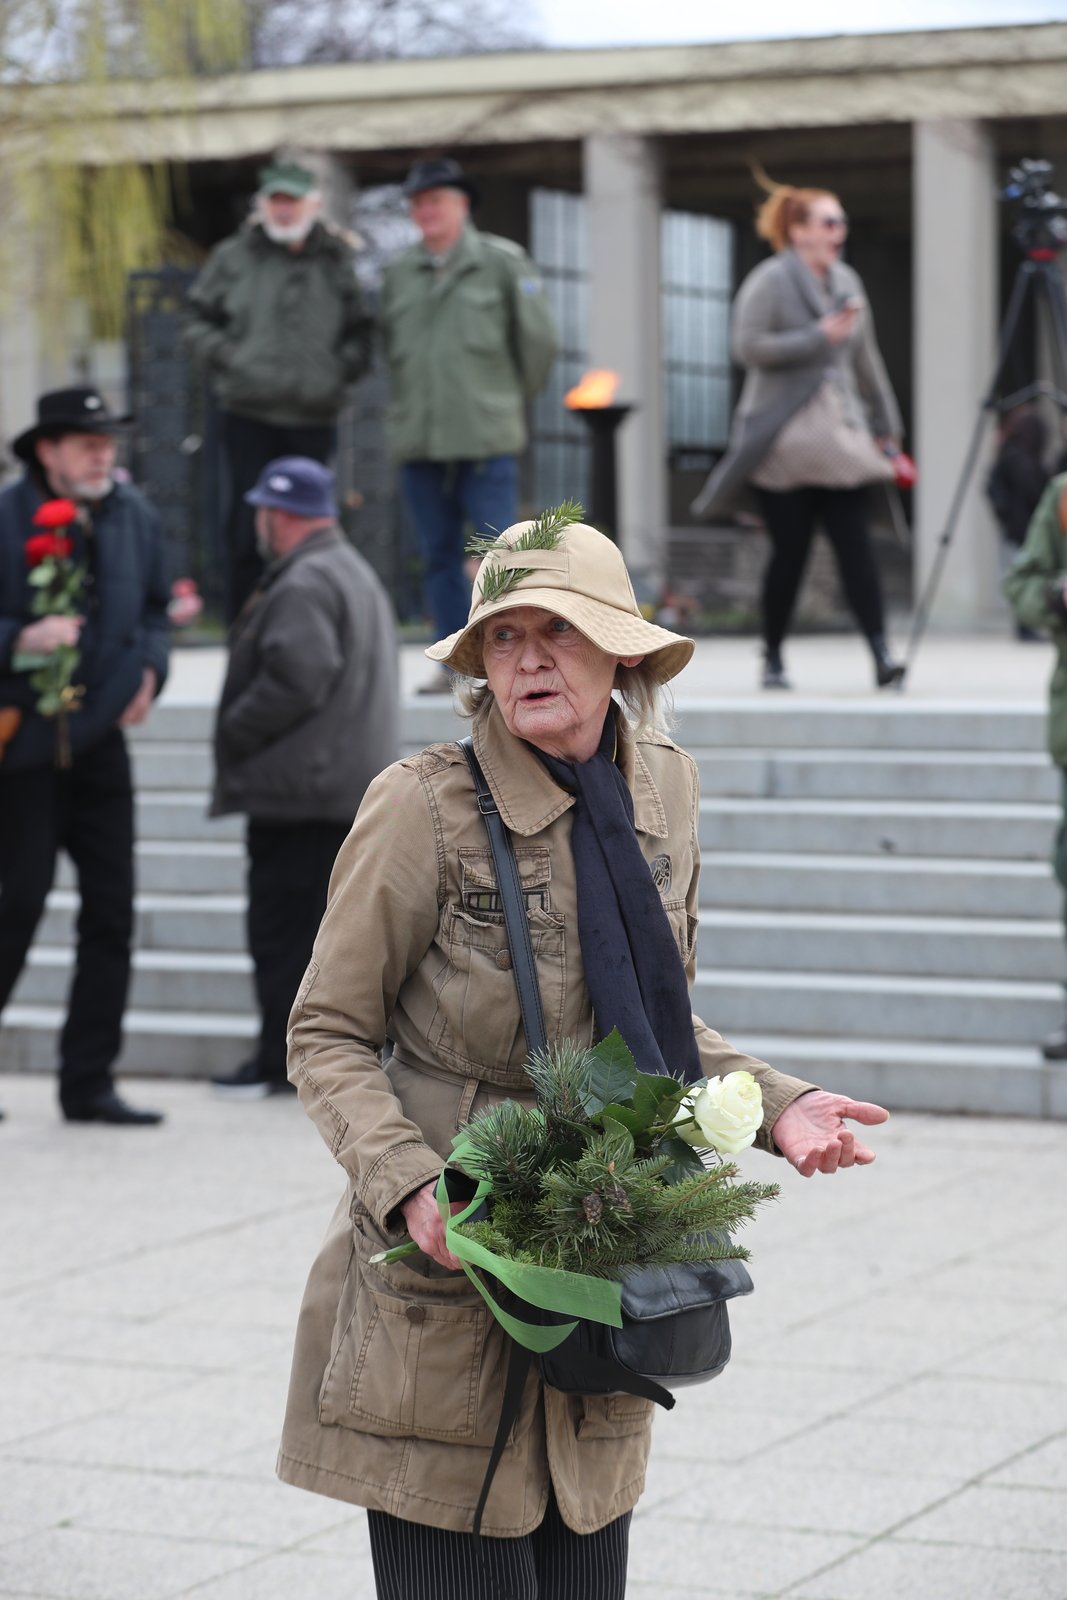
[454,657,673,740]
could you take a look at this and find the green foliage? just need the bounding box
[1,0,248,339]
[451,1038,779,1279]
[465,499,585,605]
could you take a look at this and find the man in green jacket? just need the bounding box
[380,157,557,691]
[1004,471,1067,1058]
[184,162,371,620]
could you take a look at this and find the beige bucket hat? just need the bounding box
[425,519,694,683]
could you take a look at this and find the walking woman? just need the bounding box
[276,514,888,1598]
[693,181,905,690]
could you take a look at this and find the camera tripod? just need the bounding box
[903,247,1067,680]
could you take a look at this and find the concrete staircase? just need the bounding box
[3,697,1066,1119]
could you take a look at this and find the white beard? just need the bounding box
[260,214,317,246]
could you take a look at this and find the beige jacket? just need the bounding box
[277,698,814,1535]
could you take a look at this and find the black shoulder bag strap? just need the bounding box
[458,737,547,1589]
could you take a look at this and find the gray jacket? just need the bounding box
[211,527,398,824]
[692,250,902,519]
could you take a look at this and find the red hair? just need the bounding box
[754,183,841,253]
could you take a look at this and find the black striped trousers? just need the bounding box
[367,1488,631,1599]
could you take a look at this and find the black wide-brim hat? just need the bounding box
[402,157,480,207]
[12,387,133,463]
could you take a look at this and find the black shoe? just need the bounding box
[762,651,792,691]
[870,636,906,690]
[1042,1025,1067,1062]
[210,1061,296,1098]
[62,1091,164,1126]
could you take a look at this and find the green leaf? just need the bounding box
[656,1136,708,1185]
[592,1103,643,1136]
[597,1116,636,1162]
[11,651,50,671]
[582,1058,638,1115]
[27,568,53,588]
[632,1072,687,1126]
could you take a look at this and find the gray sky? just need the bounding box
[537,0,1065,47]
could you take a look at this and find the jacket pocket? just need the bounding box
[459,285,506,354]
[430,848,565,1075]
[576,1393,656,1440]
[319,1231,509,1444]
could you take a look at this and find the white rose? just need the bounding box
[687,1071,764,1156]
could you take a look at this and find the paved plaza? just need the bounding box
[2,629,1067,1598]
[1,1073,1066,1600]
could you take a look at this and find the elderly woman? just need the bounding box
[693,182,905,692]
[277,517,887,1599]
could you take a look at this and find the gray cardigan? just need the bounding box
[692,249,902,519]
[211,527,398,824]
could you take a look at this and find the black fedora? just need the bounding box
[402,157,480,206]
[12,388,133,463]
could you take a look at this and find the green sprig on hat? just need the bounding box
[466,499,584,606]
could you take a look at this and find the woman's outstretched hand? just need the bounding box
[399,1179,465,1270]
[771,1090,889,1177]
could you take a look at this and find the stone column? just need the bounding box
[912,119,1000,625]
[583,134,665,596]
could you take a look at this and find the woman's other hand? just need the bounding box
[771,1090,889,1177]
[819,306,860,345]
[399,1179,465,1270]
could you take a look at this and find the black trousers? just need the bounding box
[367,1488,632,1600]
[220,412,336,622]
[246,819,349,1082]
[0,730,134,1108]
[755,485,887,656]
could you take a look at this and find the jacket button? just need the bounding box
[495,948,512,970]
[405,1304,426,1323]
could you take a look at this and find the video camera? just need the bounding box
[1001,159,1067,255]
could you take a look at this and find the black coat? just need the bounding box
[0,473,170,770]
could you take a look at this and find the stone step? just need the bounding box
[40,890,248,953]
[695,748,1058,803]
[136,697,1049,763]
[56,841,245,896]
[698,797,1057,861]
[12,947,254,1015]
[136,794,242,841]
[700,849,1060,918]
[0,1005,255,1078]
[670,700,1046,753]
[698,908,1066,983]
[726,1033,1067,1120]
[692,967,1064,1046]
[130,742,214,791]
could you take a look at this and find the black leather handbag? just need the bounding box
[458,738,753,1547]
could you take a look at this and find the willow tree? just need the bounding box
[0,0,247,342]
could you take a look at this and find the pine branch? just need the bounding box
[466,499,585,605]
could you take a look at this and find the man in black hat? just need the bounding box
[209,457,397,1098]
[379,156,557,691]
[184,160,371,621]
[0,387,170,1125]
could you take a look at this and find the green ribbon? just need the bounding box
[434,1168,623,1355]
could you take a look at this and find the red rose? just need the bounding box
[25,533,74,567]
[32,498,78,530]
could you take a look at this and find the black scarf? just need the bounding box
[535,715,703,1084]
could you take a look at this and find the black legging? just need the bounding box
[755,485,887,656]
[367,1488,631,1600]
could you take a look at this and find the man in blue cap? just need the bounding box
[209,458,398,1096]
